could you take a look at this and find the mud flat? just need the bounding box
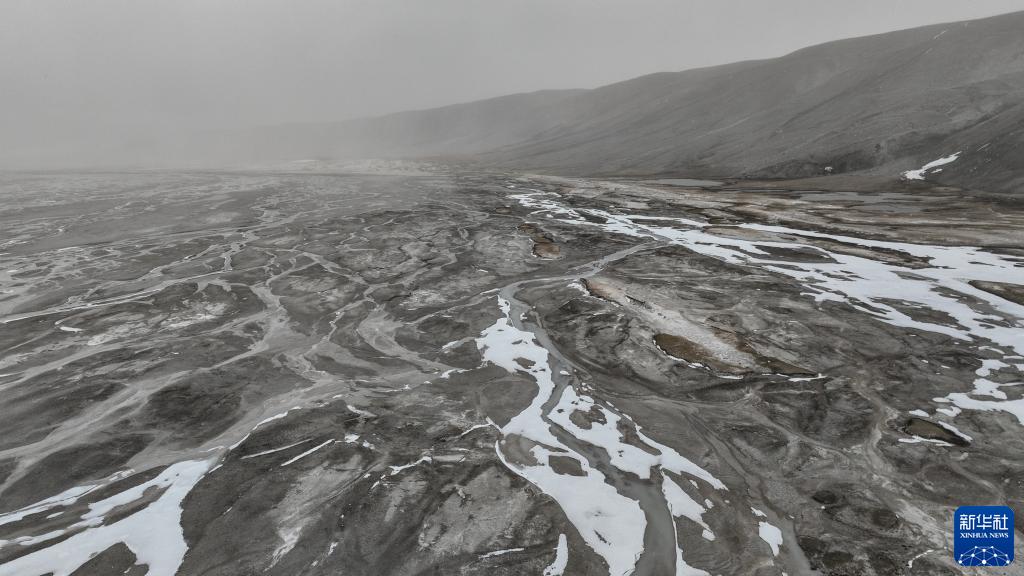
[1,168,1023,575]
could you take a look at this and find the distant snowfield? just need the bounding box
[902,152,961,180]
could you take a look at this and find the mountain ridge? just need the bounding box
[201,10,1024,193]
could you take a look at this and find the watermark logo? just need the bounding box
[954,506,1014,567]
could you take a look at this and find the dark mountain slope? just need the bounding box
[477,11,1024,190]
[216,11,1024,192]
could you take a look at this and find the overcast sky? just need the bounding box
[3,0,1023,165]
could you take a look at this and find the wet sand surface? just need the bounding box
[1,168,1023,575]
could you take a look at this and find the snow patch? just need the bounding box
[543,534,569,576]
[240,438,313,459]
[280,439,334,466]
[480,547,525,558]
[903,152,960,180]
[758,520,783,556]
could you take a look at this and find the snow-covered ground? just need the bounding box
[476,294,727,576]
[511,188,1024,431]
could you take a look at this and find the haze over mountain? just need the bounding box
[215,10,1024,194]
[4,6,1023,195]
